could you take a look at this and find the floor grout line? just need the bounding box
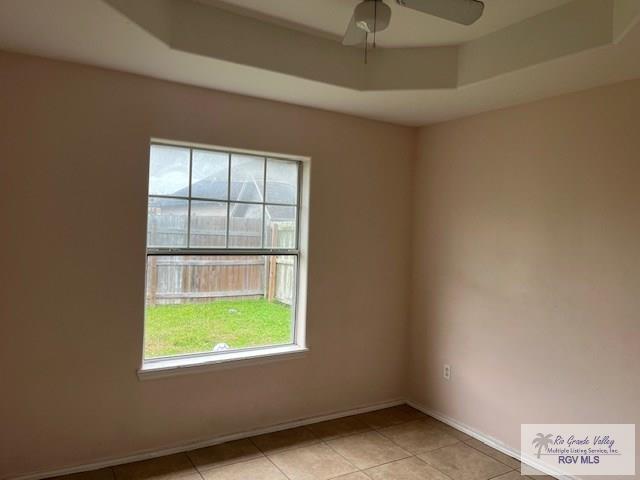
[486,470,517,480]
[267,457,291,480]
[263,454,293,480]
[360,453,414,472]
[413,440,462,457]
[408,454,458,480]
[184,450,206,480]
[461,438,522,469]
[418,443,515,480]
[319,438,361,473]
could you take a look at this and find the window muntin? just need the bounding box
[144,143,302,363]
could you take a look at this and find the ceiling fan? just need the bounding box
[343,0,485,46]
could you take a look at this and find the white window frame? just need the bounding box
[138,139,310,380]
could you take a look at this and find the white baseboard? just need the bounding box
[11,398,404,480]
[11,399,588,480]
[406,400,581,480]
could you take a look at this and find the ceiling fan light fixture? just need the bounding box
[354,0,392,33]
[343,0,485,50]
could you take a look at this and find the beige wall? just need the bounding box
[0,51,414,478]
[410,79,640,470]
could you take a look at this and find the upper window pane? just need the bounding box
[149,145,190,196]
[230,154,264,202]
[266,159,298,205]
[228,203,263,248]
[147,197,189,248]
[191,150,229,200]
[190,200,227,248]
[147,144,301,252]
[265,205,297,249]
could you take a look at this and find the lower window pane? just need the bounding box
[144,255,296,359]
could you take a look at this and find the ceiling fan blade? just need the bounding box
[343,11,367,46]
[396,0,485,25]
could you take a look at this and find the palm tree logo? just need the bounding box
[532,433,554,459]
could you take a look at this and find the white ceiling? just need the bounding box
[198,0,572,47]
[0,0,639,126]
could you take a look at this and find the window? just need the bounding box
[141,141,308,376]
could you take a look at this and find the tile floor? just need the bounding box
[50,405,552,480]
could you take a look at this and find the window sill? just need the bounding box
[137,344,308,380]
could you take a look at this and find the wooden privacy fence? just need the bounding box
[148,214,263,248]
[146,218,296,306]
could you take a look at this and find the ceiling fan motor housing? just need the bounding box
[354,0,392,33]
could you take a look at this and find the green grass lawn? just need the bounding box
[144,299,292,358]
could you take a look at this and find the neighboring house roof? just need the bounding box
[170,179,296,221]
[175,179,295,204]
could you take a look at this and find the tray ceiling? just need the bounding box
[197,0,572,47]
[0,0,639,125]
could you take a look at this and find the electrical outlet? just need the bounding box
[443,364,451,380]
